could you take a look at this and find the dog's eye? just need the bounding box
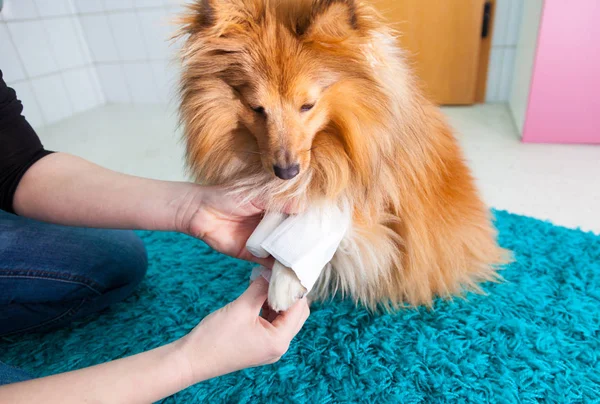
[251,106,265,115]
[300,103,315,112]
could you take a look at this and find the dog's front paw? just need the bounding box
[268,262,307,312]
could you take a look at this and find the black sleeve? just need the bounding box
[0,69,54,214]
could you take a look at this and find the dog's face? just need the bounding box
[233,52,334,180]
[180,0,390,192]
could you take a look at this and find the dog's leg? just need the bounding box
[268,261,307,312]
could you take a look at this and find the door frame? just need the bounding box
[475,0,496,103]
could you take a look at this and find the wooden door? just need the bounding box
[371,0,488,105]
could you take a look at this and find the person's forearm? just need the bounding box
[13,153,201,232]
[0,341,194,404]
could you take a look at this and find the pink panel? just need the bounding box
[523,0,600,144]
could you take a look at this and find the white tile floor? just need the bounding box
[38,103,600,234]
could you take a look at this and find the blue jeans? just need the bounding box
[0,210,148,385]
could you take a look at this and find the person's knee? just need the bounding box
[67,229,148,317]
[121,231,148,289]
[99,230,148,292]
[0,221,148,335]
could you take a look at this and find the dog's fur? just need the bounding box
[177,0,510,311]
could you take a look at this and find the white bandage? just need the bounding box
[245,212,288,258]
[246,203,351,292]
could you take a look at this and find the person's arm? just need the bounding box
[0,278,310,404]
[13,152,200,233]
[14,152,279,262]
[13,151,305,263]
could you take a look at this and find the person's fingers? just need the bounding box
[237,277,269,313]
[250,197,268,213]
[271,297,310,338]
[252,255,275,269]
[292,300,310,335]
[253,196,305,215]
[260,301,279,323]
[242,204,264,217]
[237,247,275,268]
[283,198,307,214]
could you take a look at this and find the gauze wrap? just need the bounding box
[246,203,351,292]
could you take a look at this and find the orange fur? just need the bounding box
[177,0,510,310]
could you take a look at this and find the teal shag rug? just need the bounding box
[1,210,599,403]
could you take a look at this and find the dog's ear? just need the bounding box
[179,0,263,36]
[178,0,216,34]
[294,0,358,41]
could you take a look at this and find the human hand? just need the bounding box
[177,185,303,265]
[181,185,265,263]
[176,277,310,384]
[0,277,308,404]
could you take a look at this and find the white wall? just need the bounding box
[509,0,543,135]
[1,0,184,129]
[0,0,104,128]
[486,0,524,103]
[78,0,184,105]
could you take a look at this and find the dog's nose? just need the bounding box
[273,164,300,180]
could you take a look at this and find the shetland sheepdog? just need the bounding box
[177,0,509,311]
